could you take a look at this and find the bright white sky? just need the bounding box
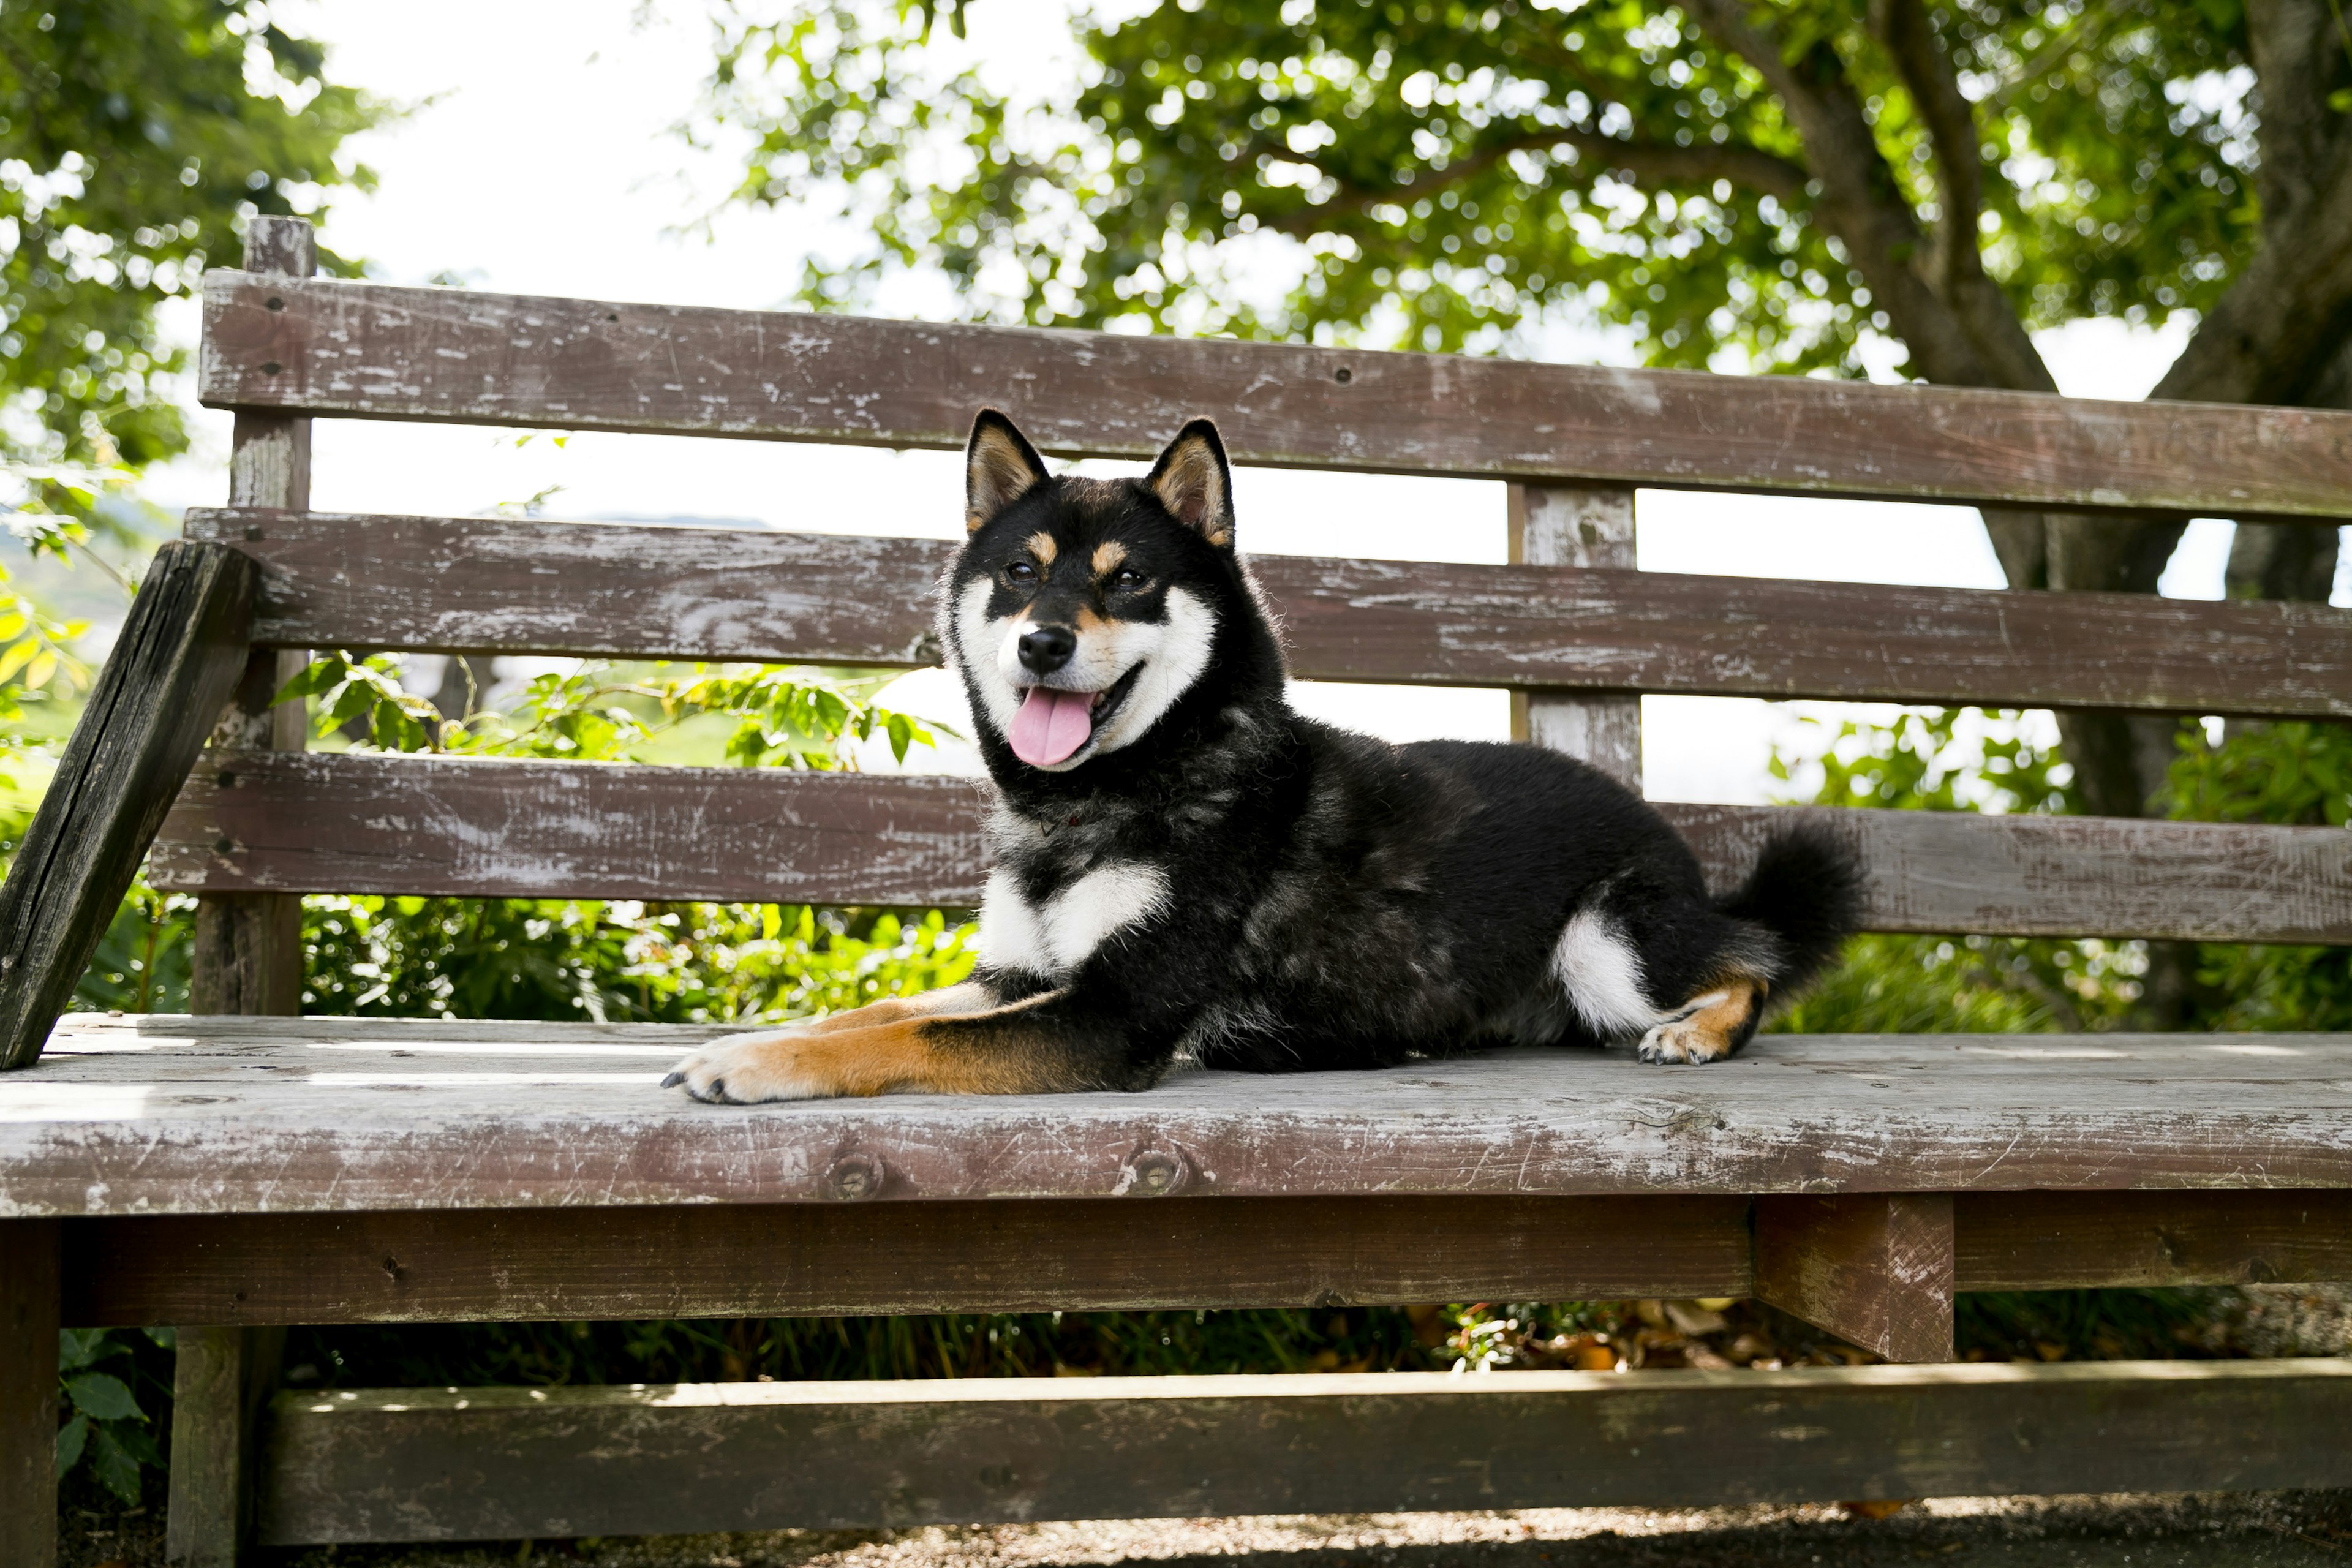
[141,0,2350,801]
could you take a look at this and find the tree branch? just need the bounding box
[2244,0,2348,233]
[1264,126,1809,238]
[1678,0,2028,389]
[1868,0,1982,293]
[2155,133,2352,404]
[1864,0,2051,393]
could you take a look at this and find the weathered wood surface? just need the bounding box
[56,1189,2350,1328]
[189,218,317,1025]
[254,1361,2352,1543]
[9,1017,2352,1216]
[1664,802,2352,945]
[200,272,2352,523]
[61,1196,1753,1326]
[156,751,995,908]
[186,508,2352,718]
[148,750,2352,944]
[1755,1193,1956,1364]
[1509,484,1642,786]
[1,1220,59,1568]
[1957,1188,2352,1291]
[0,542,258,1071]
[166,1327,285,1568]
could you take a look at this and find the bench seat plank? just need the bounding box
[8,1016,2350,1216]
[200,273,2352,523]
[149,751,2352,944]
[187,510,2352,719]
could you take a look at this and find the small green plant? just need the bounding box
[56,1328,173,1502]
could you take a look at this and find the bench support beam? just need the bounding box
[0,541,257,1071]
[252,1360,2352,1545]
[165,1328,285,1568]
[1755,1193,1956,1363]
[1511,482,1641,791]
[2,1220,60,1568]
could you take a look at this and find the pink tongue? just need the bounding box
[1009,687,1096,766]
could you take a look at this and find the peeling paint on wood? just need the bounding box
[7,1017,2351,1217]
[1755,1193,1957,1363]
[200,273,2352,524]
[147,751,2352,943]
[181,509,2352,717]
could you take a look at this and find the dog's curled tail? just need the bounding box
[1714,823,1865,996]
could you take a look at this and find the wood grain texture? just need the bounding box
[1510,484,1642,789]
[199,273,2352,523]
[253,1361,2352,1544]
[12,1017,2352,1216]
[184,508,2352,718]
[146,749,2352,943]
[154,750,995,907]
[165,1327,285,1568]
[0,1221,59,1568]
[1755,1193,1956,1364]
[191,214,315,1023]
[60,1197,1753,1327]
[58,1189,2352,1329]
[0,542,257,1070]
[1953,1189,2352,1291]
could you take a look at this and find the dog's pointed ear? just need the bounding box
[965,409,1050,533]
[1145,418,1235,549]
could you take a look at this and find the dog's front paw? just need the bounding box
[1637,1016,1732,1065]
[663,1028,833,1104]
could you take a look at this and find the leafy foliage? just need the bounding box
[55,1326,172,1503]
[277,650,943,767]
[1766,706,2147,1034]
[2163,719,2352,1032]
[695,0,2260,363]
[0,0,379,488]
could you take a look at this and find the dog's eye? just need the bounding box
[1112,568,1145,589]
[1006,560,1038,584]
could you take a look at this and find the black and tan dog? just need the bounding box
[665,410,1861,1102]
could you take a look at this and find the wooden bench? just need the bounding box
[3,214,2350,1563]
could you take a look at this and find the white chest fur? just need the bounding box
[978,862,1170,978]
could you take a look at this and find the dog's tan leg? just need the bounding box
[666,987,1106,1102]
[1638,977,1767,1065]
[761,982,994,1038]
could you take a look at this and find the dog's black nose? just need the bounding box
[1018,624,1077,674]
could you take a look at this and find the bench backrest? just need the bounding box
[159,248,2352,951]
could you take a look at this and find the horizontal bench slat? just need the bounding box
[187,508,2352,717]
[23,1018,2352,1211]
[151,751,2352,942]
[255,1361,2352,1543]
[202,273,2352,522]
[59,1190,2352,1327]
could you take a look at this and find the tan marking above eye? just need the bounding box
[1025,532,1059,567]
[1092,540,1129,576]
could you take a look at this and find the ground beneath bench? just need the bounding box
[58,1492,2352,1568]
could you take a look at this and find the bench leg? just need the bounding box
[166,1327,285,1568]
[1755,1193,1955,1363]
[2,1219,61,1568]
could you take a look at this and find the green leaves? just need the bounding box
[694,0,2260,373]
[271,652,947,772]
[0,0,382,478]
[63,1370,140,1422]
[274,650,447,753]
[52,1329,162,1502]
